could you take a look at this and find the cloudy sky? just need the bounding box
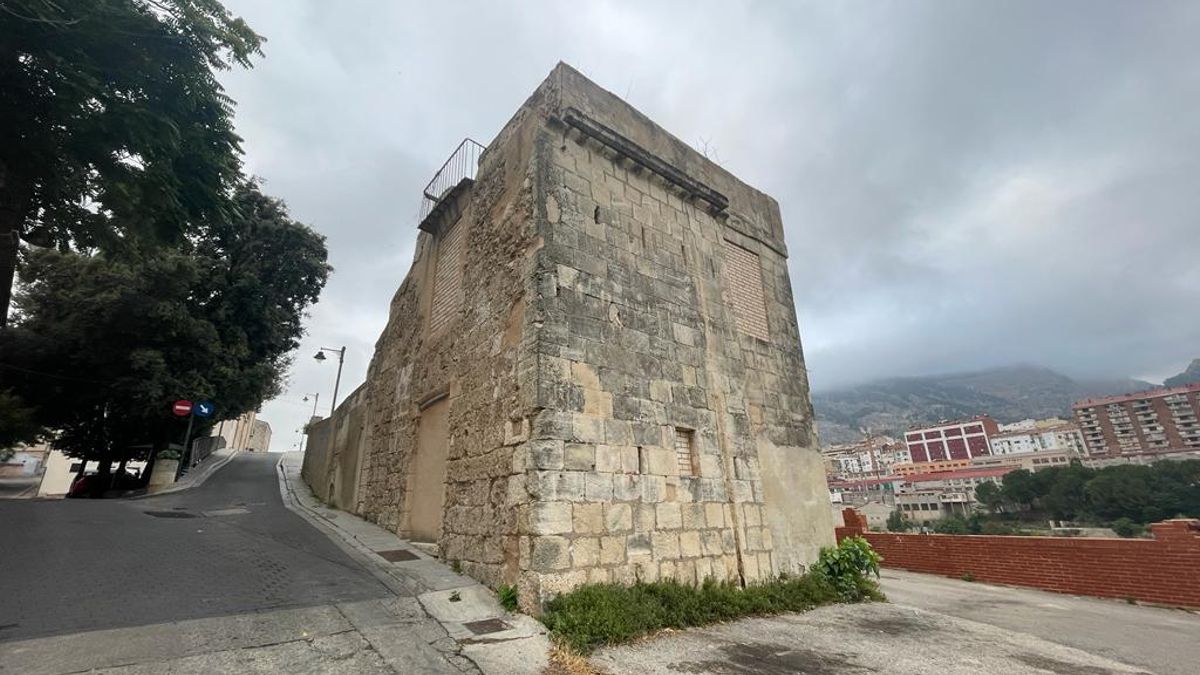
[216,1,1200,451]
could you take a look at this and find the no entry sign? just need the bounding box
[172,400,193,417]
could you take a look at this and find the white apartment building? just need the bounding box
[989,423,1085,456]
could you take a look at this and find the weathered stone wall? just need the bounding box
[514,65,833,604]
[354,83,551,589]
[301,383,368,510]
[333,63,832,609]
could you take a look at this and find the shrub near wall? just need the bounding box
[837,508,1200,608]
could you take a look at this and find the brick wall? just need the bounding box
[837,508,1200,608]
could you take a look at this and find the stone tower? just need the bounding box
[329,63,833,608]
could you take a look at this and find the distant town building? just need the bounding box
[214,410,270,452]
[248,420,272,453]
[904,416,999,463]
[989,422,1085,456]
[821,437,908,478]
[895,466,1014,521]
[1073,383,1200,457]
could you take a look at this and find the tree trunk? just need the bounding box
[0,159,33,328]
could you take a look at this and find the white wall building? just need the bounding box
[990,423,1085,456]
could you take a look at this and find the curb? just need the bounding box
[274,453,551,675]
[129,450,240,500]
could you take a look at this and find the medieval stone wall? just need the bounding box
[514,75,833,601]
[309,64,832,610]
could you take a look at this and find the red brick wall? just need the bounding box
[837,508,1200,608]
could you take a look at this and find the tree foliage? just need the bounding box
[1,181,329,461]
[886,508,912,532]
[0,0,262,323]
[988,460,1200,525]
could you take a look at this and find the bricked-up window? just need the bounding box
[722,240,770,340]
[675,428,697,477]
[428,217,467,334]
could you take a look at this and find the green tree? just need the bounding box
[974,480,1005,512]
[886,508,912,532]
[2,182,329,486]
[1084,465,1156,523]
[0,388,41,448]
[1041,461,1095,520]
[0,0,262,325]
[999,469,1039,509]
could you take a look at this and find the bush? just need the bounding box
[933,516,970,535]
[156,449,181,461]
[886,508,913,532]
[814,536,882,600]
[1111,517,1144,538]
[542,557,883,654]
[497,584,519,612]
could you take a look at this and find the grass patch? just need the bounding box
[498,584,519,612]
[541,572,881,654]
[541,537,883,655]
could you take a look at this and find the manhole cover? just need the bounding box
[377,549,419,562]
[143,510,197,519]
[463,618,510,635]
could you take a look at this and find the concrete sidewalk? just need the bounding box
[275,452,551,675]
[591,601,1155,675]
[880,568,1200,675]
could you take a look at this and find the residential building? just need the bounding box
[1073,382,1200,457]
[989,422,1085,456]
[904,416,999,463]
[248,420,273,453]
[895,466,1014,521]
[821,436,908,478]
[301,64,834,607]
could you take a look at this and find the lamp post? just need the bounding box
[298,392,319,453]
[313,346,346,416]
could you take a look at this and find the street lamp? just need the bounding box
[298,393,319,452]
[313,346,346,416]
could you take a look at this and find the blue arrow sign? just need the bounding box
[194,401,215,418]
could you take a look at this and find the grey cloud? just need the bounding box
[217,1,1200,448]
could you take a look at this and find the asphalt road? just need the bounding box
[880,568,1200,675]
[0,453,392,642]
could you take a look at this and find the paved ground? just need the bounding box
[591,601,1157,675]
[593,570,1200,674]
[0,476,39,499]
[879,568,1200,675]
[0,453,391,642]
[0,452,545,675]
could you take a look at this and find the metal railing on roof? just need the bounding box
[418,138,485,225]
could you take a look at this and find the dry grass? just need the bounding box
[543,643,602,675]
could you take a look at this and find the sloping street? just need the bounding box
[0,453,390,642]
[0,453,539,674]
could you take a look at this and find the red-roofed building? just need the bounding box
[895,465,1015,521]
[904,416,999,464]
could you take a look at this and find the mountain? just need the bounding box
[812,365,1154,445]
[1164,359,1200,387]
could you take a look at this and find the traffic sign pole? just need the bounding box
[177,413,195,481]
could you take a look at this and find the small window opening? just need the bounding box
[674,428,697,477]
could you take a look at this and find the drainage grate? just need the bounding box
[144,510,197,519]
[463,618,510,635]
[377,549,419,562]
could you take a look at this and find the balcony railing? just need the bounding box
[418,138,485,227]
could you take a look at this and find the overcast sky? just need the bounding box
[216,1,1200,451]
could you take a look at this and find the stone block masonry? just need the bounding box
[838,508,1200,608]
[306,63,834,611]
